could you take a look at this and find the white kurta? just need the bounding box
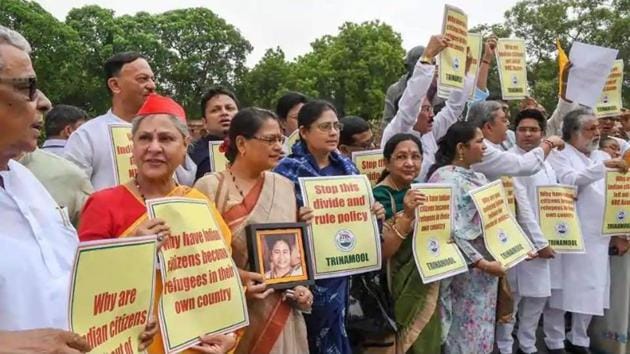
[547,144,611,315]
[472,139,545,182]
[379,62,474,182]
[0,160,78,330]
[64,109,197,191]
[509,146,563,297]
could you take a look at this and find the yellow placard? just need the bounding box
[147,198,248,353]
[602,171,630,235]
[469,179,535,268]
[536,185,585,253]
[500,176,516,216]
[411,184,468,283]
[351,149,385,187]
[69,236,157,354]
[595,59,624,118]
[467,33,483,100]
[108,124,137,185]
[439,5,468,90]
[496,38,528,100]
[283,129,300,155]
[208,141,229,173]
[299,175,382,279]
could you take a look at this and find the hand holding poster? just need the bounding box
[438,33,482,100]
[536,185,584,253]
[209,141,229,173]
[496,38,528,100]
[147,197,248,353]
[595,59,624,118]
[299,175,381,279]
[351,149,385,187]
[411,184,467,283]
[108,124,137,185]
[469,179,535,268]
[602,171,630,235]
[69,236,157,354]
[439,5,468,90]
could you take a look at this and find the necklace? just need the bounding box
[134,177,146,202]
[134,177,178,202]
[228,168,247,199]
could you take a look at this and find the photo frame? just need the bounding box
[246,222,314,290]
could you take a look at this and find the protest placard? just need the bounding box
[411,184,468,283]
[602,171,630,235]
[147,197,248,353]
[352,149,385,187]
[299,175,381,279]
[108,124,137,185]
[496,38,528,100]
[69,236,157,354]
[536,185,584,253]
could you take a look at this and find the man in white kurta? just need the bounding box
[467,100,564,182]
[379,35,475,182]
[64,52,196,191]
[547,108,628,352]
[0,25,91,353]
[495,110,562,354]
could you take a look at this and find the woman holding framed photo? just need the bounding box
[195,108,313,354]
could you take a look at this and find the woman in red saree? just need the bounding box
[195,107,313,354]
[79,94,236,354]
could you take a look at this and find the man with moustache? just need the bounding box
[546,108,629,354]
[64,52,196,190]
[189,86,239,180]
[0,25,157,353]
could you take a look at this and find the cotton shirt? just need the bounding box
[41,138,67,156]
[19,149,93,225]
[472,139,545,182]
[0,160,78,330]
[380,62,475,182]
[65,109,197,191]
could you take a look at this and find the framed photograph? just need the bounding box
[246,222,314,290]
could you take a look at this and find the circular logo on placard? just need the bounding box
[617,210,627,222]
[602,95,609,104]
[511,75,518,85]
[452,57,460,70]
[498,229,508,244]
[335,229,356,252]
[427,238,440,256]
[555,221,568,237]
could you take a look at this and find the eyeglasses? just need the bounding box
[420,105,434,114]
[252,135,286,145]
[315,121,343,132]
[349,140,376,150]
[392,153,422,162]
[0,76,37,101]
[516,127,542,133]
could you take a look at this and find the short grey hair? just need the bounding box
[0,25,32,72]
[467,101,503,129]
[131,114,190,139]
[561,108,595,142]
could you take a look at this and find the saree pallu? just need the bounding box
[195,170,309,354]
[373,185,441,354]
[80,184,233,354]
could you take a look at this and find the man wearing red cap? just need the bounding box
[64,52,197,191]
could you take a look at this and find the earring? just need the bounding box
[457,152,464,161]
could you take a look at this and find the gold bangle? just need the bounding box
[390,223,407,240]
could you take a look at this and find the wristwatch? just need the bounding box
[419,56,433,65]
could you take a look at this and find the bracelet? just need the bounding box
[419,55,433,65]
[542,139,555,149]
[391,223,407,240]
[481,59,491,65]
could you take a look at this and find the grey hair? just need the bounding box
[131,114,190,139]
[0,25,32,72]
[561,108,595,142]
[466,101,503,129]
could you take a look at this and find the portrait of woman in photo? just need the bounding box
[264,235,304,280]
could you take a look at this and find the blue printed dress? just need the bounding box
[428,165,498,354]
[274,141,359,354]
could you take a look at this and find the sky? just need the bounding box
[35,0,520,67]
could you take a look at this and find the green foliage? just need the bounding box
[239,21,406,121]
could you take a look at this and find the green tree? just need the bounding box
[237,47,294,109]
[289,21,406,121]
[0,0,87,110]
